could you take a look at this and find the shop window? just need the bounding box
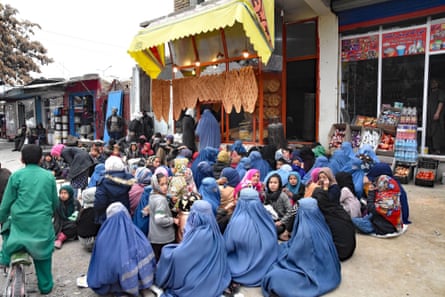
[341,59,378,120]
[286,21,316,58]
[381,55,424,126]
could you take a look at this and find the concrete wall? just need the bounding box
[318,13,339,147]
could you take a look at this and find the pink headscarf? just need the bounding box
[50,144,65,157]
[234,169,262,199]
[310,167,322,184]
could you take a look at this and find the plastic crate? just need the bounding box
[417,158,439,170]
[415,168,436,187]
[415,177,435,187]
[393,162,412,184]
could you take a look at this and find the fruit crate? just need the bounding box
[414,168,436,187]
[393,162,412,184]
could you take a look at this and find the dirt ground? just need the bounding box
[0,141,444,297]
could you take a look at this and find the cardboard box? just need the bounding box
[376,106,401,134]
[328,123,351,153]
[376,129,396,157]
[360,127,381,151]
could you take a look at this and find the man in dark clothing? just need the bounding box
[12,124,28,151]
[128,112,143,142]
[141,111,154,141]
[106,107,124,141]
[182,108,197,152]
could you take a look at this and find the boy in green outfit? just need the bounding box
[0,144,59,294]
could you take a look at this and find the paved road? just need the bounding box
[0,140,444,297]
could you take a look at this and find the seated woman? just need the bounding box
[234,169,264,201]
[262,198,341,297]
[87,202,157,296]
[53,185,81,249]
[367,162,411,224]
[335,171,362,218]
[317,167,341,204]
[155,200,231,297]
[312,187,356,261]
[216,167,241,233]
[353,174,405,236]
[224,188,279,288]
[263,172,296,241]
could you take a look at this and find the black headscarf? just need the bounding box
[335,172,356,197]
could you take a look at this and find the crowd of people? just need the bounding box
[0,108,411,297]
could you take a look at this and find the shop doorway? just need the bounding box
[286,60,316,142]
[285,19,318,143]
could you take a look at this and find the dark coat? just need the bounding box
[61,147,96,180]
[94,171,135,224]
[181,115,196,152]
[312,188,356,261]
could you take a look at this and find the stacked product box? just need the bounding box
[395,107,418,164]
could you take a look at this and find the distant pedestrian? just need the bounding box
[181,108,197,152]
[195,109,221,150]
[106,107,124,141]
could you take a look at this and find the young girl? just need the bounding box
[234,169,264,200]
[148,173,179,261]
[282,171,304,206]
[53,185,81,249]
[263,173,296,241]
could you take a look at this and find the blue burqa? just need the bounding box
[195,109,221,150]
[155,200,231,297]
[262,198,341,297]
[249,150,271,182]
[191,146,219,179]
[302,156,330,185]
[132,185,152,235]
[88,163,105,188]
[87,202,156,296]
[198,177,221,215]
[224,188,278,286]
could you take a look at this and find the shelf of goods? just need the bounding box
[394,106,418,164]
[53,114,68,144]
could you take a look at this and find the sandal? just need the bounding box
[230,282,241,294]
[222,287,233,297]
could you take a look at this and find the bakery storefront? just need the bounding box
[338,1,445,156]
[129,0,285,145]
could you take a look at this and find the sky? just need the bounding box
[5,0,174,81]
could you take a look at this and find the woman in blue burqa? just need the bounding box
[195,109,221,151]
[87,202,157,296]
[262,197,341,297]
[155,200,231,297]
[224,188,278,288]
[198,177,221,215]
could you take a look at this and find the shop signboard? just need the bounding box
[341,34,379,62]
[430,21,445,52]
[382,27,426,58]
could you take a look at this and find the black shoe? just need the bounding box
[12,149,18,151]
